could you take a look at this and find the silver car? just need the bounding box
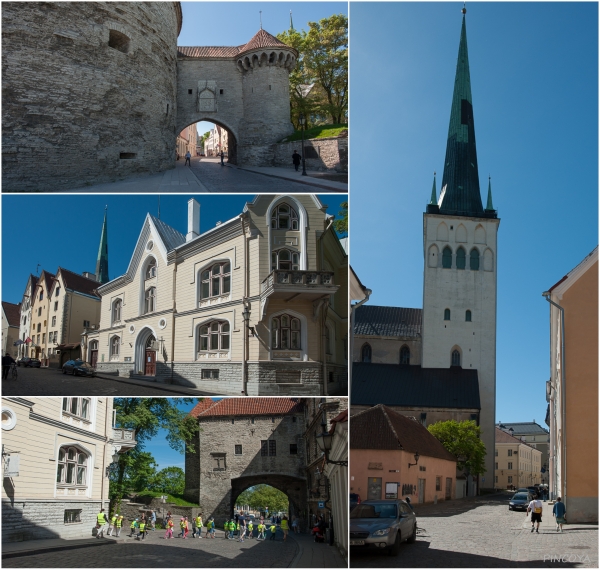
[349,499,417,556]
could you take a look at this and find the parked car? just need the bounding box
[509,492,533,511]
[350,493,361,512]
[350,499,417,556]
[516,488,530,495]
[527,486,540,499]
[62,360,95,377]
[17,357,41,368]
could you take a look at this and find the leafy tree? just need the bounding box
[333,201,348,237]
[149,466,185,495]
[236,485,289,513]
[109,450,158,495]
[427,420,487,476]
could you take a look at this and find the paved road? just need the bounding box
[2,366,210,397]
[350,493,598,568]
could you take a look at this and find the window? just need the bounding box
[144,288,156,314]
[271,249,300,271]
[62,397,91,420]
[465,310,472,322]
[271,203,299,230]
[235,445,242,455]
[495,476,498,484]
[83,320,90,328]
[37,323,41,333]
[57,446,88,486]
[456,247,466,269]
[54,301,58,311]
[361,343,372,363]
[470,248,480,271]
[201,369,219,379]
[108,29,130,53]
[442,246,452,268]
[508,462,513,469]
[436,477,441,491]
[146,258,157,280]
[42,333,46,344]
[495,462,498,469]
[508,450,513,457]
[200,262,231,299]
[64,509,82,524]
[55,287,61,297]
[451,349,461,366]
[261,440,276,456]
[419,465,426,472]
[40,291,44,301]
[400,345,410,365]
[110,336,120,358]
[269,440,276,456]
[198,321,230,352]
[420,412,427,425]
[290,444,298,455]
[508,476,513,484]
[271,314,301,350]
[51,316,56,327]
[113,299,122,323]
[38,307,42,317]
[495,449,498,457]
[444,308,451,321]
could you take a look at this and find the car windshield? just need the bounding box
[350,503,397,519]
[512,494,528,500]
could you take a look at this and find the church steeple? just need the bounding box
[436,8,492,218]
[429,172,438,205]
[95,207,109,284]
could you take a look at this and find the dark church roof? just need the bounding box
[354,305,422,338]
[352,363,480,409]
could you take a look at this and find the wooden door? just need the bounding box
[418,478,426,504]
[90,350,98,368]
[145,350,156,376]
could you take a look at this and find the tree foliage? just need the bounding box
[149,466,185,495]
[333,201,348,237]
[427,420,487,476]
[235,485,289,513]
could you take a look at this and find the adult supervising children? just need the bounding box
[553,497,567,532]
[281,515,289,542]
[527,496,544,533]
[96,508,109,539]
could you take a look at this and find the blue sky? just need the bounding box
[178,1,348,138]
[1,195,346,304]
[350,2,598,429]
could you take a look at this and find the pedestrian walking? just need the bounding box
[185,151,191,166]
[207,517,216,538]
[220,151,225,166]
[115,515,123,537]
[179,517,186,538]
[164,518,174,539]
[292,150,301,172]
[96,508,109,539]
[405,497,415,512]
[194,514,203,538]
[247,520,254,539]
[129,518,139,537]
[150,510,156,531]
[281,515,289,542]
[183,517,189,539]
[137,519,147,540]
[527,496,544,533]
[228,519,236,539]
[291,515,299,534]
[257,522,266,540]
[108,513,117,536]
[269,523,277,541]
[224,519,229,538]
[2,353,15,381]
[238,512,246,542]
[553,497,567,532]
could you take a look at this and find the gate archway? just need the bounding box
[186,119,238,165]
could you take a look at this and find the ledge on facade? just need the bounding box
[260,270,339,301]
[112,428,137,451]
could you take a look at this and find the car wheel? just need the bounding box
[388,532,401,556]
[62,368,66,374]
[406,524,417,544]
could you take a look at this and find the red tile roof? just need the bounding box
[2,301,21,327]
[190,398,304,418]
[188,399,219,418]
[240,29,291,53]
[58,267,101,298]
[350,405,456,462]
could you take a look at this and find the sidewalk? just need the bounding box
[288,532,347,568]
[2,535,122,559]
[93,372,214,396]
[520,502,599,533]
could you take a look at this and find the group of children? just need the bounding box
[222,519,279,541]
[162,514,216,540]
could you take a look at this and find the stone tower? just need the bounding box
[95,208,109,285]
[421,10,499,488]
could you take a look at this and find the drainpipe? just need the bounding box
[170,251,178,384]
[318,218,334,396]
[241,216,248,396]
[542,291,566,509]
[101,398,111,511]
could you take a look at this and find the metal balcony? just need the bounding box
[260,270,339,302]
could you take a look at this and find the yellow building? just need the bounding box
[495,427,542,490]
[2,302,21,358]
[28,270,54,363]
[1,397,136,542]
[85,195,348,395]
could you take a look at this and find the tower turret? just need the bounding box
[95,208,109,285]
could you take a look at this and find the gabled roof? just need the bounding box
[354,305,422,338]
[352,363,480,409]
[148,215,186,251]
[2,301,21,327]
[240,29,291,53]
[548,246,598,294]
[57,267,101,298]
[190,398,304,418]
[495,428,538,451]
[350,404,457,462]
[496,422,549,436]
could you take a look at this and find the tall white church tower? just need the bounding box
[421,8,499,488]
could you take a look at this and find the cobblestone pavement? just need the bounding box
[350,493,598,568]
[2,366,212,397]
[3,530,299,568]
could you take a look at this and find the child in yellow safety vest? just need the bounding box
[257,522,266,540]
[129,519,139,537]
[224,520,229,539]
[108,513,117,536]
[194,515,203,538]
[137,520,147,540]
[206,517,216,538]
[228,519,235,539]
[164,518,174,539]
[115,515,123,537]
[269,523,277,541]
[182,517,189,539]
[247,521,254,539]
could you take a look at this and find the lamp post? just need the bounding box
[241,305,251,396]
[407,452,420,469]
[299,113,307,176]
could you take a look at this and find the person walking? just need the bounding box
[553,497,567,532]
[207,517,216,538]
[2,353,15,381]
[96,508,109,539]
[247,519,254,539]
[238,512,246,542]
[129,518,139,537]
[527,496,544,533]
[150,510,156,531]
[291,515,299,534]
[108,512,117,536]
[194,514,203,538]
[224,519,230,539]
[183,517,190,539]
[292,151,301,172]
[257,521,266,540]
[220,151,225,166]
[164,517,174,539]
[269,522,277,541]
[137,519,147,540]
[115,515,123,537]
[228,519,236,539]
[185,151,192,166]
[281,515,289,542]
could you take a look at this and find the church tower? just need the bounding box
[421,9,499,487]
[95,208,109,285]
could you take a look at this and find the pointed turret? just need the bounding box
[429,172,438,205]
[95,208,109,284]
[437,9,490,218]
[485,176,496,212]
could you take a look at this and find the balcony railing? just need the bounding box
[261,270,335,293]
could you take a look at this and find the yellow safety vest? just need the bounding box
[97,513,106,524]
[130,521,137,529]
[116,518,123,527]
[111,516,117,524]
[139,522,146,531]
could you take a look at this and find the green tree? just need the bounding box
[149,466,185,495]
[110,450,158,494]
[427,420,487,476]
[333,201,348,237]
[236,485,289,513]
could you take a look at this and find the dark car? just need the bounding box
[17,357,41,368]
[527,486,540,499]
[350,493,361,512]
[62,360,95,377]
[350,499,417,556]
[509,492,533,511]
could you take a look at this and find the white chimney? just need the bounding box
[186,199,200,242]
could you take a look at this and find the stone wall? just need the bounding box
[2,2,180,191]
[273,137,348,172]
[247,361,322,396]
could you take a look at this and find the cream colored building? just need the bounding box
[2,302,21,358]
[177,124,197,158]
[17,275,37,358]
[1,397,136,542]
[28,270,55,363]
[495,427,542,490]
[85,195,348,395]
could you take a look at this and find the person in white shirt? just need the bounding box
[527,497,543,533]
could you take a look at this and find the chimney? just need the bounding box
[82,271,96,280]
[186,199,200,242]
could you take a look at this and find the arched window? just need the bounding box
[466,310,472,322]
[271,203,299,230]
[442,246,452,268]
[57,445,88,486]
[456,247,466,270]
[89,340,98,351]
[400,345,410,365]
[145,258,157,280]
[271,314,301,350]
[144,287,156,314]
[271,249,300,271]
[470,248,480,271]
[361,343,372,363]
[200,262,231,299]
[451,350,461,367]
[444,308,451,321]
[110,336,120,359]
[112,299,122,324]
[198,321,230,352]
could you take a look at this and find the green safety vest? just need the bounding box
[111,516,117,524]
[224,522,228,530]
[281,520,288,530]
[196,517,202,527]
[248,523,253,530]
[208,521,214,529]
[130,521,137,529]
[97,513,106,524]
[116,518,122,527]
[229,522,235,530]
[139,522,146,531]
[270,525,276,532]
[236,523,240,530]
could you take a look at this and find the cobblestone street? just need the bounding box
[350,493,598,568]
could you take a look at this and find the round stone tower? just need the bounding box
[2,2,181,191]
[236,29,297,165]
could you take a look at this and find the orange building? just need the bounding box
[350,405,456,505]
[544,246,598,522]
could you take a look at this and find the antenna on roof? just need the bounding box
[36,263,40,275]
[259,10,263,30]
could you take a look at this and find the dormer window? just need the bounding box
[271,203,299,230]
[146,259,157,279]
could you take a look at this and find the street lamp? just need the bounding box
[408,452,420,469]
[241,305,255,337]
[315,417,348,466]
[299,113,307,176]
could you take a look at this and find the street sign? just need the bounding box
[318,501,325,508]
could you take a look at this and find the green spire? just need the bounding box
[95,207,109,284]
[485,176,495,211]
[429,172,438,205]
